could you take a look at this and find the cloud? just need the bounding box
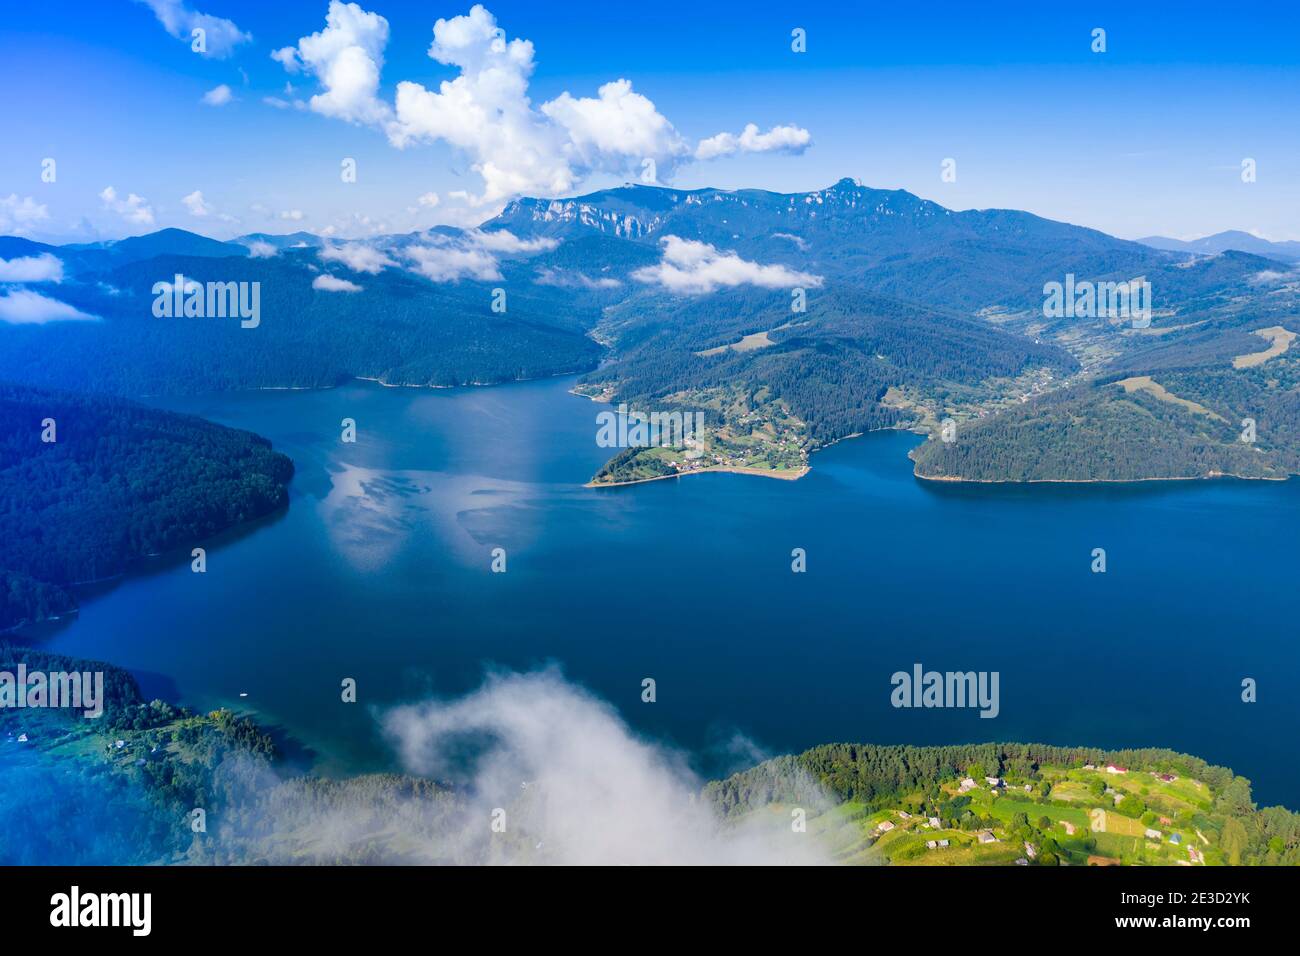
[201,84,233,106]
[534,266,620,289]
[99,186,155,225]
[319,242,396,274]
[417,192,440,208]
[464,229,557,254]
[279,3,810,206]
[380,669,835,865]
[399,229,553,282]
[0,253,63,283]
[135,0,251,58]
[633,236,822,294]
[313,274,363,292]
[181,190,212,217]
[246,240,278,258]
[273,1,391,125]
[0,194,50,235]
[772,232,809,251]
[695,123,812,161]
[404,242,501,282]
[0,289,97,324]
[279,209,305,221]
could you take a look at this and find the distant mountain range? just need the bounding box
[3,179,1298,483]
[1137,230,1300,262]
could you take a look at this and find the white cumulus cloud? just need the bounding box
[632,236,822,294]
[272,1,392,125]
[181,190,212,216]
[277,3,811,206]
[246,240,278,258]
[0,195,50,235]
[99,186,155,226]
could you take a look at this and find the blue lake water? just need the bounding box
[33,375,1300,806]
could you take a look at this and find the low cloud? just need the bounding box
[379,669,836,865]
[404,242,501,282]
[0,289,97,324]
[401,229,552,282]
[535,266,620,289]
[246,240,278,258]
[319,242,396,274]
[135,0,251,58]
[633,235,822,294]
[313,274,363,292]
[0,253,64,283]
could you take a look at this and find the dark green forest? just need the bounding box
[0,382,293,629]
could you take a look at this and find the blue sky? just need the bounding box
[4,0,1299,242]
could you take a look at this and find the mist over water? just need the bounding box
[32,375,1300,807]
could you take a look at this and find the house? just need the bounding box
[928,816,942,829]
[1169,833,1182,845]
[1156,773,1177,783]
[16,733,28,743]
[1062,821,1076,835]
[985,776,1003,787]
[876,821,895,832]
[937,839,950,847]
[1023,784,1032,792]
[1105,764,1128,775]
[977,830,998,844]
[1024,842,1037,859]
[115,740,126,749]
[1159,816,1173,826]
[1083,764,1096,770]
[1015,858,1028,866]
[926,840,937,849]
[959,777,976,791]
[1144,828,1163,840]
[897,811,911,819]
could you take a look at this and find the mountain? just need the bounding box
[4,179,1297,483]
[235,231,324,250]
[0,248,602,395]
[1137,230,1300,262]
[490,177,1171,312]
[0,381,293,630]
[34,228,250,276]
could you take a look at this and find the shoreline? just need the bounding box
[913,467,1293,485]
[586,463,810,488]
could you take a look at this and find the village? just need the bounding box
[768,760,1219,866]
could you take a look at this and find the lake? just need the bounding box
[32,376,1300,806]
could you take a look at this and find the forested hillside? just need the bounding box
[705,741,1300,866]
[0,383,293,629]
